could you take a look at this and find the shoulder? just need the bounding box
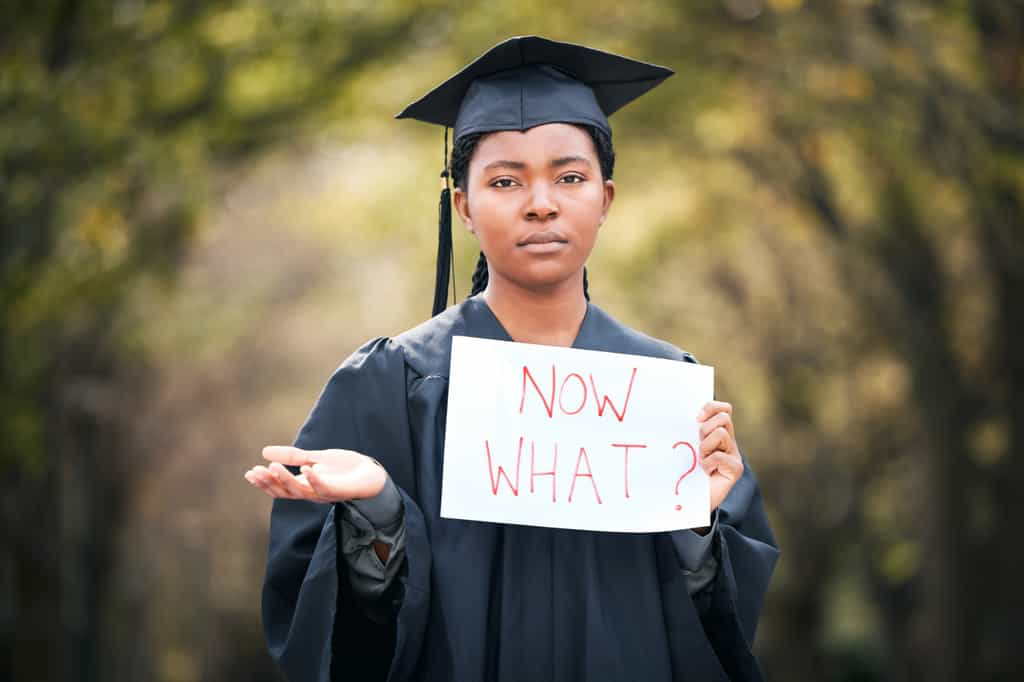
[585,304,700,364]
[332,299,497,383]
[321,336,407,395]
[333,302,469,382]
[328,301,469,377]
[391,303,466,374]
[390,302,472,378]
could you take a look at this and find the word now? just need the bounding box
[484,437,698,505]
[520,364,639,422]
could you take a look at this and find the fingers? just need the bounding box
[696,402,741,512]
[699,425,734,458]
[698,410,734,441]
[245,466,291,498]
[698,402,738,462]
[706,450,744,512]
[698,400,733,421]
[268,462,316,498]
[262,445,324,467]
[702,451,744,481]
[302,465,336,501]
[245,463,322,502]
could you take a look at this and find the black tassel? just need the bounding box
[432,127,454,316]
[432,183,452,316]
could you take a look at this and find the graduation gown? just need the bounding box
[261,297,779,682]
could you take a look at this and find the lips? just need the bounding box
[518,230,568,247]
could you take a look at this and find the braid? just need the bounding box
[450,133,484,191]
[470,251,489,296]
[456,125,612,301]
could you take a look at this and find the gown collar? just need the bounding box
[462,295,597,349]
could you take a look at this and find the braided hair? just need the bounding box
[450,125,615,299]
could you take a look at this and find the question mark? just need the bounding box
[672,441,698,511]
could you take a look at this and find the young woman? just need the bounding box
[245,36,778,682]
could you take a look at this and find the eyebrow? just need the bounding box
[482,156,593,172]
[483,160,527,172]
[550,155,592,168]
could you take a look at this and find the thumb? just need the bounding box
[262,445,325,467]
[302,465,334,500]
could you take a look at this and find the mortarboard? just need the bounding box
[396,36,674,315]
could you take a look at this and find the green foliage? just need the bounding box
[0,0,433,475]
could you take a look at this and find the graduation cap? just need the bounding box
[396,36,674,315]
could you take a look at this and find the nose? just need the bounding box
[525,184,558,221]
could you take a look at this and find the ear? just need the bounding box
[453,187,474,233]
[600,179,616,226]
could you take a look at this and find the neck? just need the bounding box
[482,271,588,347]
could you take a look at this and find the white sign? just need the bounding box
[440,336,714,533]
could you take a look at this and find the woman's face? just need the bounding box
[452,123,615,295]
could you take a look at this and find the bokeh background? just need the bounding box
[3,1,1022,681]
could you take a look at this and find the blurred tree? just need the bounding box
[611,2,1023,680]
[0,1,430,680]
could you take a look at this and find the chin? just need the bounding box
[510,267,585,294]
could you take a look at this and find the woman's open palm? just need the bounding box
[245,445,387,504]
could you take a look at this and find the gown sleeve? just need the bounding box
[671,510,720,595]
[688,464,779,681]
[336,477,408,623]
[666,350,779,681]
[261,338,431,682]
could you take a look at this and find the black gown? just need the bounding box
[261,297,779,682]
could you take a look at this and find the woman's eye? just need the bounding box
[559,173,585,184]
[490,178,517,188]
